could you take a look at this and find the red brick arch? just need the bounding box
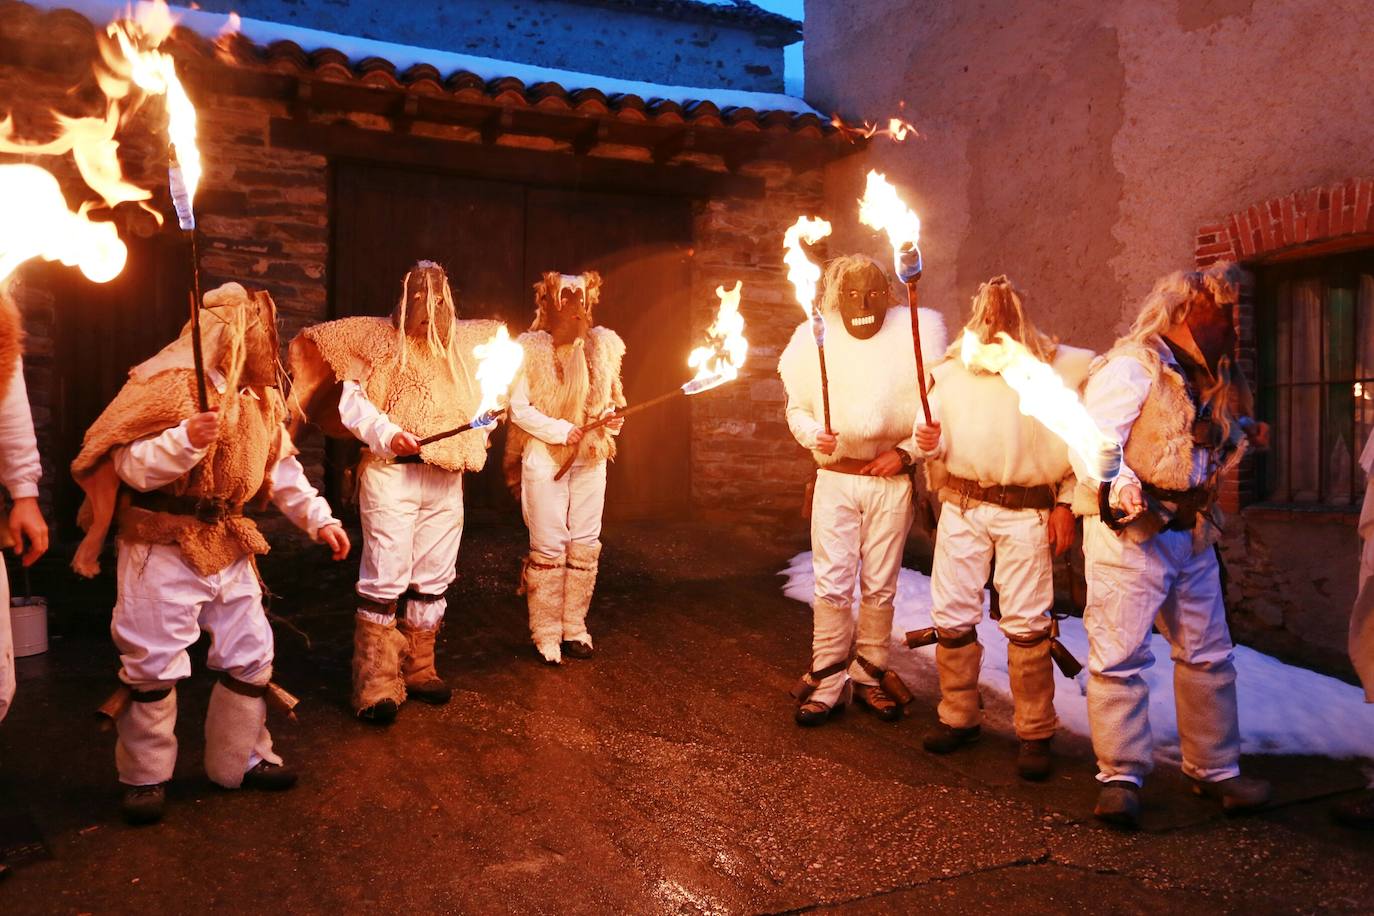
[1195,178,1374,267]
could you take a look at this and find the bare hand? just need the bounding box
[390,431,421,457]
[915,422,941,453]
[186,410,220,449]
[861,449,905,477]
[1247,420,1271,451]
[1117,483,1145,520]
[8,497,48,567]
[815,431,837,455]
[318,524,350,561]
[565,426,585,446]
[1047,505,1076,558]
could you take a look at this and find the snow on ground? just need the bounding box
[34,0,820,115]
[782,552,1374,765]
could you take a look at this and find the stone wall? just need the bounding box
[192,0,793,93]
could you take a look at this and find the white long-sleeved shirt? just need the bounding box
[1076,338,1211,502]
[338,380,405,459]
[112,383,338,540]
[508,369,619,468]
[0,357,40,500]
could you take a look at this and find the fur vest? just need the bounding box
[0,294,23,405]
[301,316,501,473]
[72,368,287,577]
[504,328,626,474]
[930,344,1094,489]
[777,306,947,466]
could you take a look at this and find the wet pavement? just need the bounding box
[1,520,1371,914]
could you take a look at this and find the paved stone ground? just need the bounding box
[0,521,1371,914]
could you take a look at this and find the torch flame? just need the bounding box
[857,170,921,278]
[0,165,128,284]
[783,215,832,319]
[684,280,747,395]
[959,330,1122,482]
[472,325,525,418]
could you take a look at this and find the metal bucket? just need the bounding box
[11,597,47,657]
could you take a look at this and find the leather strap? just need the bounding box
[130,686,173,703]
[1005,630,1051,648]
[217,671,268,698]
[402,589,445,602]
[130,492,244,524]
[356,596,397,616]
[942,475,1056,511]
[817,457,874,476]
[936,628,979,650]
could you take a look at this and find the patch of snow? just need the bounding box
[781,551,1374,765]
[32,0,820,115]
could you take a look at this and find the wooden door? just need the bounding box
[329,163,693,521]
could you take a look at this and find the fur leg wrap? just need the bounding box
[523,553,566,663]
[400,622,444,689]
[116,686,178,787]
[205,678,280,789]
[1174,657,1241,779]
[935,630,984,730]
[351,614,407,713]
[563,542,601,647]
[1006,632,1058,740]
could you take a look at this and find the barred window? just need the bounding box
[1256,251,1374,506]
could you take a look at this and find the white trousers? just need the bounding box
[112,543,273,688]
[808,470,913,705]
[522,450,607,561]
[930,501,1054,639]
[1083,517,1240,786]
[0,561,11,723]
[357,461,464,630]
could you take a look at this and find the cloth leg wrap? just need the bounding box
[351,614,407,712]
[1006,632,1058,740]
[1174,657,1242,781]
[399,621,443,687]
[116,686,178,787]
[563,542,601,647]
[205,677,281,789]
[808,597,854,707]
[524,554,566,663]
[1087,668,1154,784]
[849,602,893,687]
[935,629,983,730]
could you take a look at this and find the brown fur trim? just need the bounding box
[0,292,24,406]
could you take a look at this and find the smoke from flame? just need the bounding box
[472,325,525,418]
[684,280,747,394]
[959,330,1121,482]
[857,170,921,279]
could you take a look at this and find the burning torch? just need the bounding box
[782,217,834,434]
[553,281,747,481]
[416,325,525,446]
[857,170,930,424]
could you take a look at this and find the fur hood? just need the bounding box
[778,306,947,464]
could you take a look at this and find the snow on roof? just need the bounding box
[29,0,818,116]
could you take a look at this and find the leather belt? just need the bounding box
[817,457,872,476]
[1142,482,1213,531]
[130,492,244,524]
[942,475,1055,511]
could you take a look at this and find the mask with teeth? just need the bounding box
[833,258,892,341]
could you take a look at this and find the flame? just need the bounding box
[857,170,921,278]
[0,165,128,284]
[472,325,525,418]
[783,215,832,322]
[959,330,1122,482]
[830,105,919,144]
[104,1,202,218]
[684,281,747,394]
[0,109,154,213]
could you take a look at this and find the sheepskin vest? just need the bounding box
[507,328,626,466]
[778,306,947,466]
[301,316,501,472]
[0,294,23,405]
[930,344,1094,489]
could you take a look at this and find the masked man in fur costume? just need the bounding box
[71,282,350,825]
[779,253,946,726]
[505,271,625,665]
[289,261,500,722]
[1073,263,1271,828]
[914,276,1091,780]
[0,291,49,727]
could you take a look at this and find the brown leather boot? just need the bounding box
[351,614,406,723]
[400,623,452,705]
[853,683,902,722]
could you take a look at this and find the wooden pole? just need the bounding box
[416,407,507,446]
[188,229,209,413]
[906,277,931,425]
[552,387,686,481]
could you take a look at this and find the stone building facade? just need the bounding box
[806,0,1374,670]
